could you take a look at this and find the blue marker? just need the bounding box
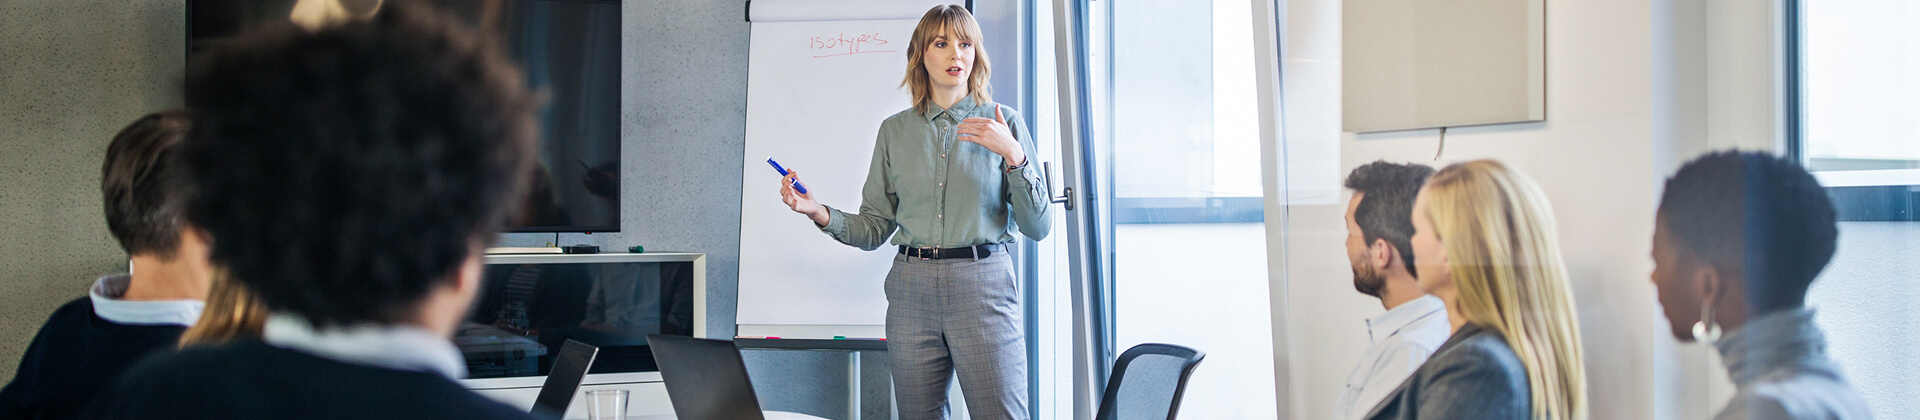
[767,157,809,194]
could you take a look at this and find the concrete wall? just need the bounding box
[0,0,184,381]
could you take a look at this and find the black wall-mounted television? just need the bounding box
[189,0,623,233]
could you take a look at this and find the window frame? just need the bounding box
[1095,0,1266,226]
[1789,0,1920,222]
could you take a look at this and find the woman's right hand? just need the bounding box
[780,170,830,226]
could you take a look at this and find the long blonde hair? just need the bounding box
[179,268,269,348]
[902,5,992,114]
[1421,160,1588,419]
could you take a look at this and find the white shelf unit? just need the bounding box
[462,252,706,419]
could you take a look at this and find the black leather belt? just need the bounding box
[899,244,1003,260]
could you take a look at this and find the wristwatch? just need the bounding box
[1005,158,1029,173]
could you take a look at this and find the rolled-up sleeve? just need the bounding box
[819,128,900,251]
[1002,109,1052,241]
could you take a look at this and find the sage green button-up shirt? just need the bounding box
[820,99,1052,250]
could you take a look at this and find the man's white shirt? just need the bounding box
[262,313,468,380]
[1336,294,1452,420]
[89,274,203,326]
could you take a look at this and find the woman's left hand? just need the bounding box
[957,106,1027,168]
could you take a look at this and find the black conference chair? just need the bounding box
[1094,343,1205,420]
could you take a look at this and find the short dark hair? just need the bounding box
[102,110,194,258]
[1345,161,1436,275]
[183,2,538,327]
[1657,151,1837,313]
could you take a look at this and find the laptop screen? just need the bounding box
[530,340,599,420]
[648,335,765,420]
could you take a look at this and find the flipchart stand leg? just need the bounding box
[848,351,861,420]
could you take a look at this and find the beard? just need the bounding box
[1352,261,1386,299]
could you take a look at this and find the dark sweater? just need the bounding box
[1363,322,1532,420]
[0,297,187,420]
[89,341,535,420]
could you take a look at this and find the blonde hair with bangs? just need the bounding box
[1421,160,1589,420]
[903,5,992,114]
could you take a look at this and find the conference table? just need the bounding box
[562,339,883,420]
[734,338,890,420]
[630,411,828,420]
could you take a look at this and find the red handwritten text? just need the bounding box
[810,32,896,58]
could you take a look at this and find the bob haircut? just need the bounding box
[902,5,992,114]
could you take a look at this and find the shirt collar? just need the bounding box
[88,274,204,327]
[263,313,468,380]
[1714,307,1837,385]
[1366,294,1446,343]
[922,98,981,122]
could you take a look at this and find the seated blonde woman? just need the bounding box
[1365,160,1588,420]
[179,270,268,347]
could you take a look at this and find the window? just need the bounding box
[1800,0,1920,192]
[1794,1,1920,418]
[1090,0,1279,417]
[1023,2,1075,418]
[1103,0,1265,225]
[1798,0,1920,223]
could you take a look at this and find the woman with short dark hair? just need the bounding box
[1650,151,1871,420]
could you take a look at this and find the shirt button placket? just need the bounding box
[936,116,949,243]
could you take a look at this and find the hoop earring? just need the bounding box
[1692,305,1723,344]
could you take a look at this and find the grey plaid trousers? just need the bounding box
[884,250,1028,420]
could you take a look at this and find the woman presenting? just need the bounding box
[778,5,1050,419]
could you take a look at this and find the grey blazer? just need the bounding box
[1363,322,1531,420]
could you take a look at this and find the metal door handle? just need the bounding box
[1043,161,1074,211]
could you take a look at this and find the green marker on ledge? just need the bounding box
[833,336,846,340]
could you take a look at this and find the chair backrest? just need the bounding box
[1094,343,1205,420]
[531,339,600,420]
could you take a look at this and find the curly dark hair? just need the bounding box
[1345,161,1436,276]
[102,110,195,258]
[182,2,538,327]
[1658,151,1837,313]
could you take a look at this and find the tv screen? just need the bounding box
[189,0,622,233]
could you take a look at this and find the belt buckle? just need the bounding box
[917,247,936,261]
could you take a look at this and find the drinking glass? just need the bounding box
[583,389,629,420]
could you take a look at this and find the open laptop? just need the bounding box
[530,339,600,420]
[646,334,767,420]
